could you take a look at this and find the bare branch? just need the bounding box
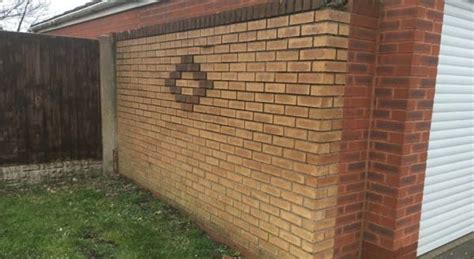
[0,0,49,31]
[0,0,27,20]
[16,0,31,31]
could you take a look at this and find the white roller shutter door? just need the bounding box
[417,0,474,256]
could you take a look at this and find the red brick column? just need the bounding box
[335,0,381,258]
[362,0,444,258]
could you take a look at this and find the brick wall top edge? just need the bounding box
[114,0,348,41]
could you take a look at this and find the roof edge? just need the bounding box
[30,0,159,33]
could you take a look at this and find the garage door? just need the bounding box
[417,0,474,256]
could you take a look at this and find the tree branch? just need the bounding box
[0,0,49,32]
[17,0,31,31]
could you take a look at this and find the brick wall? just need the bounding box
[334,1,381,258]
[362,1,444,258]
[45,0,273,39]
[106,0,446,258]
[114,3,350,258]
[333,1,444,258]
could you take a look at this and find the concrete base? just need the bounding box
[0,160,102,187]
[419,233,474,259]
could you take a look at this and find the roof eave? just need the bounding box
[30,0,159,33]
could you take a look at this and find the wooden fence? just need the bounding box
[0,31,101,165]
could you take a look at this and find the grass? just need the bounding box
[0,176,238,259]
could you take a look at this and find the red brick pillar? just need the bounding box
[362,0,445,258]
[335,0,381,258]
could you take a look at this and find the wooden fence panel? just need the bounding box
[0,31,101,165]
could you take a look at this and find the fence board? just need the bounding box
[0,31,101,165]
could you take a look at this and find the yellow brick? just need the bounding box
[230,22,248,33]
[253,132,272,144]
[238,92,255,101]
[288,37,313,49]
[281,210,302,226]
[275,95,297,105]
[298,73,334,84]
[295,118,323,130]
[266,62,287,72]
[264,124,284,135]
[238,53,256,62]
[309,108,342,119]
[336,49,348,61]
[270,179,292,192]
[291,205,313,220]
[227,72,245,81]
[315,9,351,24]
[253,150,272,163]
[285,106,309,117]
[303,22,339,36]
[257,29,277,40]
[264,104,285,114]
[248,19,267,31]
[290,11,315,25]
[262,144,282,157]
[297,96,324,108]
[239,31,257,42]
[245,121,263,131]
[276,50,299,61]
[283,149,306,162]
[279,230,302,246]
[291,225,315,243]
[278,26,301,38]
[288,62,311,72]
[274,115,296,127]
[267,39,288,50]
[222,54,238,62]
[267,16,289,28]
[314,35,348,48]
[222,33,238,43]
[310,85,344,96]
[256,51,276,61]
[237,111,253,120]
[290,245,313,258]
[284,128,307,141]
[303,197,337,210]
[246,102,263,112]
[273,136,295,149]
[231,43,247,52]
[335,74,346,85]
[247,41,266,52]
[312,61,347,72]
[246,82,264,92]
[247,62,266,72]
[269,235,290,251]
[275,73,298,83]
[265,83,286,93]
[313,239,335,253]
[338,23,350,36]
[230,63,246,72]
[286,84,310,95]
[256,72,276,82]
[250,225,270,240]
[255,93,274,103]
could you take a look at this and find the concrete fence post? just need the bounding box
[99,36,117,176]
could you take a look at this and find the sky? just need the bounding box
[1,0,91,31]
[48,0,90,17]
